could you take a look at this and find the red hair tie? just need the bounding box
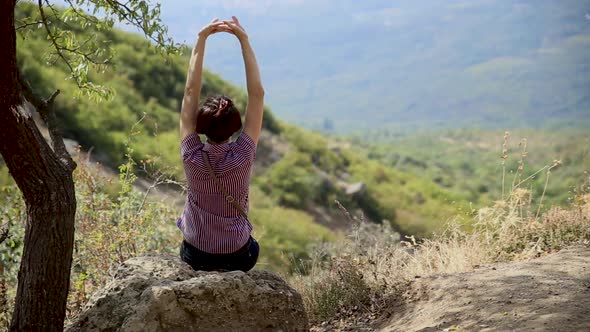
[219,98,229,111]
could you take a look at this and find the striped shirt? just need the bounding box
[177,131,257,254]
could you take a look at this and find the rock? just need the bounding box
[66,255,308,332]
[414,192,426,205]
[344,182,366,196]
[63,138,80,155]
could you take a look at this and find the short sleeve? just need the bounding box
[181,133,204,162]
[234,131,257,162]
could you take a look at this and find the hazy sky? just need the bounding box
[159,0,325,44]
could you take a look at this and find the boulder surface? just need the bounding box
[66,255,308,332]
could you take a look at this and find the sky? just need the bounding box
[153,0,430,96]
[158,0,322,44]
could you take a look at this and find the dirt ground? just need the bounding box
[313,245,590,331]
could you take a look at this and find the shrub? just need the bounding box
[67,150,181,316]
[0,185,25,330]
[248,186,336,274]
[258,153,320,209]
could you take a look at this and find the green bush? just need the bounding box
[257,153,320,209]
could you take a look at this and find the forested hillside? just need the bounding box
[355,128,590,208]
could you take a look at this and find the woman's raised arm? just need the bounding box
[180,19,230,140]
[224,16,265,144]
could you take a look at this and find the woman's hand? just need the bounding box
[198,18,231,39]
[223,16,248,42]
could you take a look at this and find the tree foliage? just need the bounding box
[16,0,179,99]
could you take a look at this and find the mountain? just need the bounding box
[153,0,590,132]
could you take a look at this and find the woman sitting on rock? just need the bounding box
[177,16,264,272]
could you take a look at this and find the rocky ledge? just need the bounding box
[66,255,308,332]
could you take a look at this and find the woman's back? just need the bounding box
[179,131,256,254]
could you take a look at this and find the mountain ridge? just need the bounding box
[156,0,590,132]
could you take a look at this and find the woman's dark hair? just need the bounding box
[196,95,242,143]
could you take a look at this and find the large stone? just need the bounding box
[66,255,308,332]
[344,182,366,196]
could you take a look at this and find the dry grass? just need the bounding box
[293,192,590,322]
[291,141,590,322]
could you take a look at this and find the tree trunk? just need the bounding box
[1,1,77,331]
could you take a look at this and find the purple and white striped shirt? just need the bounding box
[177,131,257,254]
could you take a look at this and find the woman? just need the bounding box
[177,17,264,272]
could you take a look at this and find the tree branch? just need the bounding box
[103,0,170,49]
[64,0,100,25]
[46,2,112,66]
[38,0,83,88]
[16,19,44,31]
[19,74,77,172]
[57,43,112,65]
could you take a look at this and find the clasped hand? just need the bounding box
[198,16,248,41]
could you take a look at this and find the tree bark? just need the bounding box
[1,1,77,331]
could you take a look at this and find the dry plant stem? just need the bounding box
[536,171,551,219]
[513,165,549,189]
[501,132,510,200]
[536,161,560,219]
[502,161,506,200]
[511,138,527,190]
[335,200,359,224]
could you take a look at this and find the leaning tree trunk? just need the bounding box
[1,1,77,331]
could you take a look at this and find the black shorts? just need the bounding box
[180,237,259,272]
